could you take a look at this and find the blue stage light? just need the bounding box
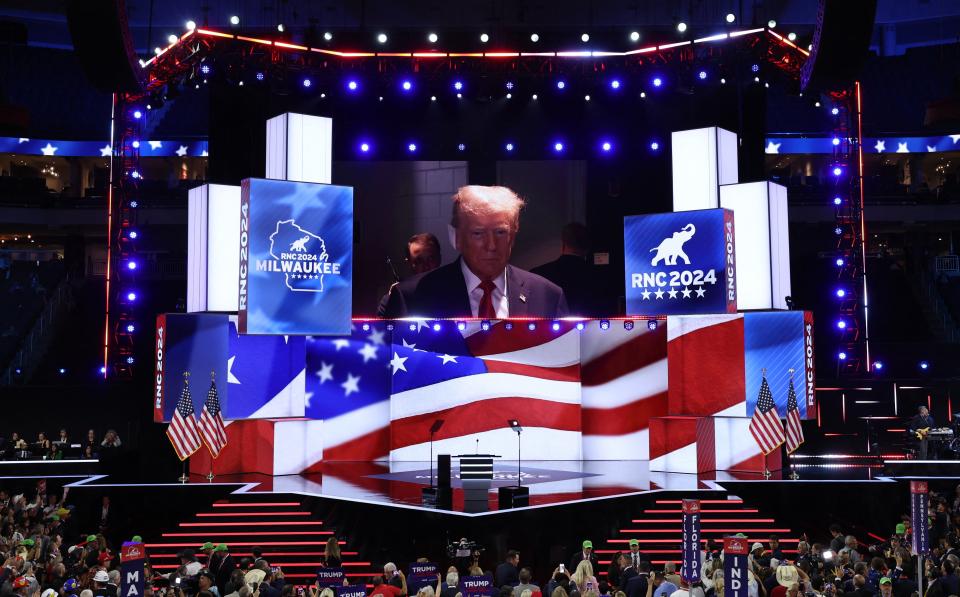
[505,142,515,152]
[132,140,140,148]
[126,291,137,301]
[599,320,610,330]
[453,80,463,91]
[481,320,491,331]
[126,324,135,333]
[833,197,842,205]
[130,171,141,179]
[624,320,634,331]
[129,200,138,208]
[556,80,566,89]
[873,361,883,371]
[361,323,370,331]
[838,351,847,361]
[133,110,142,119]
[457,143,466,151]
[386,323,394,331]
[302,78,312,88]
[347,80,358,91]
[832,137,841,146]
[554,142,564,152]
[751,64,760,73]
[504,322,513,330]
[698,70,707,80]
[256,72,265,81]
[652,77,663,87]
[14,368,21,375]
[129,230,138,239]
[836,257,844,266]
[833,166,842,176]
[610,79,621,89]
[601,141,612,152]
[831,107,840,115]
[58,368,66,375]
[408,323,417,331]
[401,80,412,91]
[551,321,560,331]
[126,356,135,364]
[528,322,537,331]
[457,321,466,331]
[837,320,847,329]
[407,143,417,153]
[432,322,441,332]
[506,81,514,90]
[127,261,137,270]
[99,366,106,375]
[201,64,211,75]
[836,288,846,298]
[835,227,843,235]
[650,141,660,151]
[359,142,371,153]
[920,361,930,370]
[647,320,658,331]
[575,322,585,331]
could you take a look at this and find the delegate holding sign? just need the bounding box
[681,499,702,583]
[723,536,749,597]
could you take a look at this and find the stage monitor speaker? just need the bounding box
[66,0,143,93]
[498,486,529,509]
[437,454,451,488]
[800,0,878,92]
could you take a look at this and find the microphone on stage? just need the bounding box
[475,438,479,454]
[386,257,400,283]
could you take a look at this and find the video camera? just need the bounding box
[446,538,483,559]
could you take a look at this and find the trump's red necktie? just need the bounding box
[477,280,496,318]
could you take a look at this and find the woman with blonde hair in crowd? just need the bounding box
[571,560,598,594]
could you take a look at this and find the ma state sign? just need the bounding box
[624,209,737,316]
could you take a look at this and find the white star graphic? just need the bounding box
[874,140,885,153]
[401,337,425,352]
[437,354,458,365]
[695,287,706,298]
[226,356,241,384]
[390,352,408,375]
[368,328,386,346]
[415,320,431,333]
[358,343,378,363]
[341,373,361,396]
[331,338,350,351]
[304,391,314,408]
[681,287,692,298]
[18,138,29,144]
[654,289,665,300]
[927,145,937,153]
[641,289,651,300]
[148,140,163,150]
[668,289,678,299]
[896,142,909,153]
[176,145,188,157]
[99,145,112,157]
[201,150,209,157]
[315,362,333,384]
[949,134,960,144]
[765,141,781,154]
[40,143,57,156]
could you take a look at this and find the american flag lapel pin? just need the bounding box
[519,293,527,303]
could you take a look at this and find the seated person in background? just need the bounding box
[377,233,442,316]
[100,430,121,449]
[384,185,567,319]
[35,432,51,457]
[908,405,936,460]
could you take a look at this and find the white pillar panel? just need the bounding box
[186,184,241,312]
[719,181,792,310]
[265,113,332,183]
[671,127,739,212]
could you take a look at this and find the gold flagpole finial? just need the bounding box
[183,371,191,382]
[788,368,795,377]
[211,370,216,381]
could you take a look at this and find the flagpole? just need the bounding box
[788,369,800,480]
[207,370,216,482]
[762,368,772,479]
[179,371,191,484]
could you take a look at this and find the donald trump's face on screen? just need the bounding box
[452,186,522,282]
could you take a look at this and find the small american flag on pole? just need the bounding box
[166,375,202,461]
[785,371,805,454]
[749,371,785,455]
[198,376,228,458]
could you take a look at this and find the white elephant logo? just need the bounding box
[649,223,696,266]
[288,235,311,252]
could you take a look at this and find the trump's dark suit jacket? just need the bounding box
[383,258,568,318]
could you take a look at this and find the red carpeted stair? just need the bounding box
[145,498,375,585]
[596,497,798,573]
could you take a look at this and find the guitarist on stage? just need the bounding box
[908,405,937,460]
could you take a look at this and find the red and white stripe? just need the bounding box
[748,409,784,455]
[199,406,228,458]
[785,407,804,454]
[389,321,582,461]
[167,411,202,461]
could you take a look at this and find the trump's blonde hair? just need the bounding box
[450,185,525,231]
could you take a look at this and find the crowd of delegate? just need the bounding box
[6,482,960,597]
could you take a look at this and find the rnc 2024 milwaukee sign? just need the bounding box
[238,178,353,335]
[624,208,736,316]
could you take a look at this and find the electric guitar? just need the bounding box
[915,427,930,440]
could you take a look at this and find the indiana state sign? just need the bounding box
[239,178,353,335]
[624,209,736,316]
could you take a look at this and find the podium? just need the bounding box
[454,454,499,513]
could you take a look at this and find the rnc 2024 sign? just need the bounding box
[624,209,736,316]
[238,178,353,335]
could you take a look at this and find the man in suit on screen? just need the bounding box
[384,185,568,318]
